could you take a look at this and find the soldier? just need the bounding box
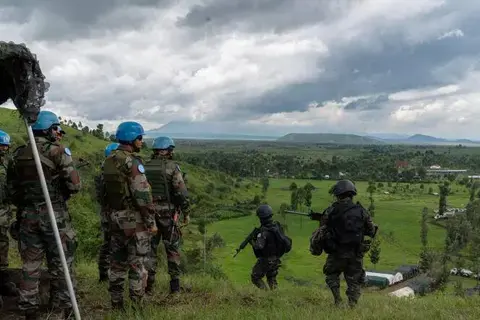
[251,204,291,290]
[0,129,18,299]
[102,121,156,310]
[95,142,119,282]
[320,180,377,307]
[6,111,81,319]
[144,136,190,295]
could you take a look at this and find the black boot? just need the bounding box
[169,279,180,294]
[111,301,125,312]
[98,273,108,283]
[145,277,155,295]
[267,277,278,290]
[0,270,18,296]
[331,287,342,306]
[61,308,73,319]
[24,309,40,320]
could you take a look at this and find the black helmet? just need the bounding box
[332,180,357,196]
[256,204,273,219]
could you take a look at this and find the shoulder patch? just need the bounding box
[138,164,145,173]
[64,148,72,156]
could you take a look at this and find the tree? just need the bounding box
[420,207,428,248]
[261,177,270,195]
[438,182,450,215]
[289,182,297,190]
[369,237,381,269]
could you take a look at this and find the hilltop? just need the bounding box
[0,107,261,258]
[277,133,385,145]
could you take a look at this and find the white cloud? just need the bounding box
[438,29,465,40]
[1,0,480,137]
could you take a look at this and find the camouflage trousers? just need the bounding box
[323,253,365,304]
[108,210,150,305]
[18,205,77,311]
[98,210,111,279]
[251,257,281,290]
[0,208,11,271]
[146,215,181,287]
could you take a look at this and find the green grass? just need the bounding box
[208,179,470,285]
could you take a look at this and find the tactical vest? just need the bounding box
[102,150,133,210]
[13,141,62,204]
[144,158,171,202]
[327,201,365,246]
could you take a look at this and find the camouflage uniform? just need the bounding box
[7,137,81,314]
[0,155,10,272]
[0,154,16,297]
[94,167,111,281]
[251,220,282,290]
[321,198,376,306]
[144,154,189,294]
[102,145,155,308]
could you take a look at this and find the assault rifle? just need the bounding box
[233,227,261,258]
[283,209,327,223]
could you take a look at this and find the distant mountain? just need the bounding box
[145,121,480,145]
[277,133,385,145]
[406,134,447,143]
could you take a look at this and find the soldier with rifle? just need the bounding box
[234,204,292,290]
[144,136,190,295]
[285,180,377,307]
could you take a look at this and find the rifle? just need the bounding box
[283,209,326,222]
[233,227,261,258]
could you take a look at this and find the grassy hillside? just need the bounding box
[0,107,261,259]
[277,133,384,145]
[208,179,468,284]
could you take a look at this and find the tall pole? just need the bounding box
[24,119,81,319]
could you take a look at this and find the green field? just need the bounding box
[208,179,469,285]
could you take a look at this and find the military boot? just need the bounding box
[267,277,278,290]
[98,273,108,283]
[0,270,19,296]
[169,279,180,294]
[24,309,40,320]
[145,278,155,296]
[331,287,342,306]
[61,308,73,319]
[348,297,358,308]
[111,300,125,312]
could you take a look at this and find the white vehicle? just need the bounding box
[460,269,474,277]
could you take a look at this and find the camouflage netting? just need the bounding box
[0,41,49,124]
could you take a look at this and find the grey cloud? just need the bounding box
[1,0,173,40]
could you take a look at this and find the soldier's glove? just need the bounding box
[360,239,372,253]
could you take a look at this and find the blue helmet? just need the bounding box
[31,110,60,131]
[104,142,119,157]
[0,130,10,146]
[115,121,145,143]
[152,136,175,150]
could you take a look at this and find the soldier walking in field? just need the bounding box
[6,111,81,319]
[318,180,377,307]
[250,204,291,290]
[144,136,190,295]
[102,121,157,310]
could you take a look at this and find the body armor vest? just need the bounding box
[102,150,132,210]
[13,142,62,204]
[144,158,171,202]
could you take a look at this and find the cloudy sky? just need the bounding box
[1,0,480,138]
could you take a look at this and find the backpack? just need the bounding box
[327,201,365,247]
[272,221,292,257]
[309,227,324,256]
